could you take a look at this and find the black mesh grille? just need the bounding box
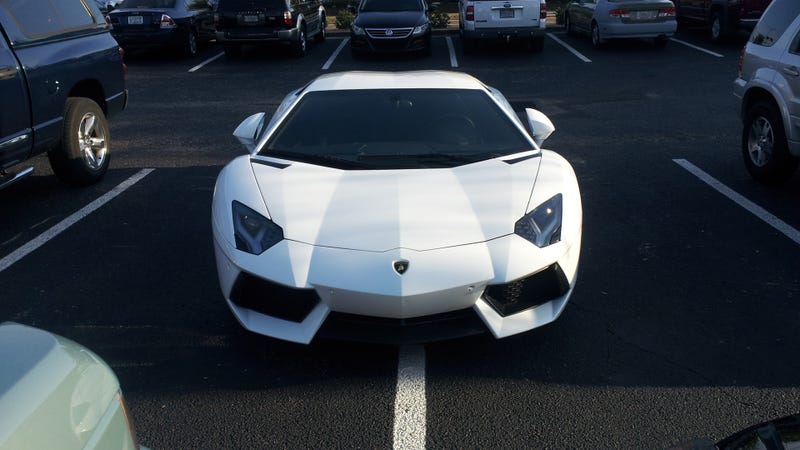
[230,273,320,323]
[483,264,570,317]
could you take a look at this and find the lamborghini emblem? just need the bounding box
[393,260,409,275]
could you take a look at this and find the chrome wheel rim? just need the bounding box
[711,17,720,40]
[747,116,774,167]
[299,30,306,52]
[188,32,197,54]
[592,25,599,45]
[78,112,107,170]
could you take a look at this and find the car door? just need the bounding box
[0,28,32,168]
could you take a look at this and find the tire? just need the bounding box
[48,98,110,186]
[315,14,326,43]
[591,22,604,48]
[654,36,669,49]
[223,44,241,58]
[742,100,799,184]
[709,10,730,43]
[565,13,574,36]
[294,26,307,56]
[184,28,198,57]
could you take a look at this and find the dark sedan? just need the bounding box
[349,0,433,57]
[109,0,215,56]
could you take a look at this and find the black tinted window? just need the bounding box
[261,89,533,170]
[0,0,96,38]
[219,0,285,9]
[750,0,800,47]
[360,0,421,12]
[121,0,177,7]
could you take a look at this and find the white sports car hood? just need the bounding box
[251,155,541,252]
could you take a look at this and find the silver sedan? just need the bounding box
[564,0,677,48]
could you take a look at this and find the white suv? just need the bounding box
[733,0,800,184]
[458,0,547,53]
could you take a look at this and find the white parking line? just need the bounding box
[393,344,426,450]
[674,159,800,245]
[188,52,224,73]
[547,33,591,63]
[0,169,155,273]
[445,36,458,68]
[322,38,349,71]
[669,38,724,58]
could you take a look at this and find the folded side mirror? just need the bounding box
[525,108,555,147]
[233,112,266,153]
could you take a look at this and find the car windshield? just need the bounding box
[120,0,177,7]
[360,0,421,12]
[259,88,534,170]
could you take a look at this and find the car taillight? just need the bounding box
[609,9,630,18]
[658,7,676,17]
[284,11,293,26]
[540,1,546,20]
[738,46,745,77]
[466,5,474,21]
[160,14,176,28]
[119,46,126,76]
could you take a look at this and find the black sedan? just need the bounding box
[349,0,433,57]
[109,0,215,57]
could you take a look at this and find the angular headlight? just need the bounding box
[351,24,365,36]
[232,201,283,255]
[514,194,563,248]
[412,22,430,36]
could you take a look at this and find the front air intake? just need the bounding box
[230,273,320,323]
[483,264,569,317]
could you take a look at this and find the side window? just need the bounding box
[792,28,800,55]
[0,0,97,40]
[750,2,800,47]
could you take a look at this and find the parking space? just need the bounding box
[1,23,798,450]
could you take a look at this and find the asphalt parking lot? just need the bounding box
[1,24,799,449]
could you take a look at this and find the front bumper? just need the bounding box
[349,34,431,54]
[213,228,581,344]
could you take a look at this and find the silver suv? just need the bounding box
[733,0,800,184]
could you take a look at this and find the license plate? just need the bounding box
[127,15,143,25]
[633,10,656,20]
[499,9,514,19]
[243,14,259,23]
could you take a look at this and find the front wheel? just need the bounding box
[48,98,110,186]
[654,36,669,49]
[591,23,605,48]
[742,100,799,184]
[315,14,326,43]
[564,13,574,36]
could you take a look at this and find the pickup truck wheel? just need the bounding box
[742,100,798,184]
[565,13,574,36]
[49,98,110,186]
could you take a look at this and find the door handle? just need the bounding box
[783,66,800,77]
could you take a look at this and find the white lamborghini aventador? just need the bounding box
[212,71,582,344]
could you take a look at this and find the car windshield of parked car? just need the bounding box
[259,88,534,170]
[360,0,421,12]
[120,0,176,8]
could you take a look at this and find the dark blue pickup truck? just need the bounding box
[0,0,127,189]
